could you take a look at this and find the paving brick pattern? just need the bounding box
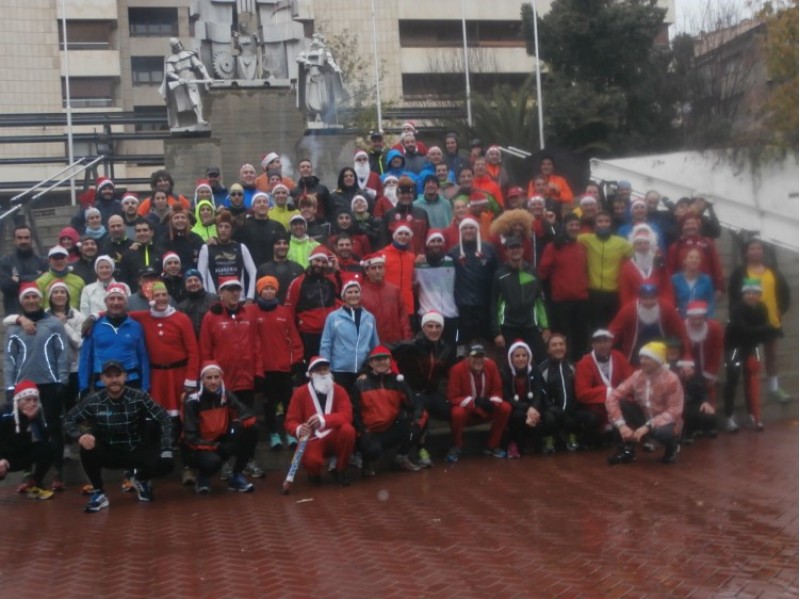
[0,418,796,598]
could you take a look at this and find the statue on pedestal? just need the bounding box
[159,38,212,132]
[296,34,345,128]
[234,23,261,81]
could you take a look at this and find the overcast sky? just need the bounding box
[672,0,759,34]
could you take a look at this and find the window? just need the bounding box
[62,77,116,108]
[131,56,164,85]
[128,7,178,37]
[399,20,524,49]
[402,73,528,98]
[58,20,113,50]
[133,106,169,132]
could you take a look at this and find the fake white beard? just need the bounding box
[633,251,654,272]
[384,185,398,206]
[311,373,334,395]
[638,303,661,325]
[687,322,708,343]
[354,162,371,186]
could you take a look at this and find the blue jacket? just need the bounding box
[319,306,379,374]
[381,150,416,184]
[671,272,716,318]
[78,316,150,392]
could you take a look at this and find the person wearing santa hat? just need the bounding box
[291,158,332,221]
[331,233,365,286]
[484,145,510,192]
[503,340,549,458]
[120,194,142,239]
[360,252,412,346]
[253,276,304,450]
[608,283,689,365]
[0,381,55,500]
[472,156,505,210]
[671,247,716,318]
[382,176,429,255]
[199,275,264,477]
[414,146,447,195]
[683,301,723,401]
[618,223,673,307]
[445,343,512,462]
[161,206,205,270]
[36,245,85,310]
[287,215,318,268]
[574,329,634,447]
[0,224,47,316]
[353,150,383,204]
[160,251,185,303]
[575,194,599,233]
[664,338,717,441]
[71,176,123,234]
[413,230,458,346]
[193,179,214,207]
[79,255,130,316]
[4,283,69,491]
[70,235,99,286]
[448,217,498,353]
[605,341,684,465]
[351,345,423,475]
[284,246,340,363]
[319,279,379,392]
[268,183,301,231]
[666,213,724,295]
[390,121,429,155]
[196,210,257,299]
[618,198,666,254]
[284,356,357,486]
[396,132,426,174]
[182,362,259,493]
[379,224,416,321]
[255,152,295,194]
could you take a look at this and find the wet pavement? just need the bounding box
[0,414,796,599]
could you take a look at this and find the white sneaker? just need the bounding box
[724,416,739,433]
[749,415,765,431]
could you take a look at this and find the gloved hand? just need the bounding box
[475,397,493,412]
[159,450,175,472]
[81,315,97,338]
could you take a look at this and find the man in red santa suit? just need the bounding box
[609,283,688,365]
[353,150,383,206]
[285,356,356,486]
[683,300,723,402]
[574,329,634,445]
[618,224,673,307]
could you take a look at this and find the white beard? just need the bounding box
[633,251,654,273]
[311,373,334,395]
[384,185,398,206]
[638,303,661,325]
[687,322,708,343]
[354,162,371,187]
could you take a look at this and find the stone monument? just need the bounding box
[159,38,213,132]
[296,33,345,129]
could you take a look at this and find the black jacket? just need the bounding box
[234,216,286,268]
[724,301,778,354]
[448,241,498,308]
[0,249,48,314]
[490,262,548,336]
[537,358,576,412]
[178,289,218,338]
[392,333,455,394]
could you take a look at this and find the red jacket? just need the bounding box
[538,240,589,301]
[618,259,673,307]
[382,243,416,316]
[667,236,724,292]
[284,272,340,335]
[575,349,633,406]
[447,358,503,407]
[199,303,262,392]
[473,175,504,207]
[360,279,412,345]
[685,318,723,384]
[608,299,689,362]
[254,304,304,373]
[351,371,414,433]
[285,382,353,439]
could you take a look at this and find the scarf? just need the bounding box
[307,380,334,439]
[84,225,107,240]
[150,305,176,318]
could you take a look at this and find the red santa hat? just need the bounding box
[354,149,369,160]
[393,225,413,240]
[195,179,212,193]
[162,251,181,267]
[105,282,129,299]
[47,279,69,301]
[341,279,361,299]
[369,345,392,360]
[218,276,243,291]
[18,282,42,303]
[308,245,330,263]
[426,229,445,245]
[351,195,369,211]
[12,380,39,433]
[469,192,489,207]
[361,253,386,268]
[261,152,279,170]
[383,175,399,185]
[200,361,223,378]
[420,310,445,328]
[96,176,115,190]
[252,191,271,204]
[631,197,647,210]
[507,340,534,383]
[121,193,139,205]
[686,301,708,317]
[306,356,330,376]
[528,195,545,207]
[401,121,417,133]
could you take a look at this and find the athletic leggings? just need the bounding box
[723,352,761,422]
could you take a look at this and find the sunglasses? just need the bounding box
[230,192,243,196]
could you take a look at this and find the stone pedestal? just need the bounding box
[164,87,356,194]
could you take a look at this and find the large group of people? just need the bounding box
[0,125,792,511]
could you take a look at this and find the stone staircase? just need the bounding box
[0,202,797,422]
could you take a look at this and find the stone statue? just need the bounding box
[234,23,261,81]
[159,38,212,131]
[296,34,345,127]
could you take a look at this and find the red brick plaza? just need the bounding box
[0,415,796,598]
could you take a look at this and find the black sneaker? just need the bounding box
[331,470,351,487]
[661,443,681,465]
[607,445,636,466]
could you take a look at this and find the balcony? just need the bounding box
[60,50,121,78]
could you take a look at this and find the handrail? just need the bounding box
[9,158,89,203]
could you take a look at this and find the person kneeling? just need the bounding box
[182,362,258,494]
[605,342,684,466]
[0,381,55,500]
[446,343,512,462]
[285,357,356,487]
[351,346,423,476]
[65,360,175,512]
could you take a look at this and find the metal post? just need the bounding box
[532,0,545,149]
[461,0,473,127]
[60,0,77,205]
[370,0,382,130]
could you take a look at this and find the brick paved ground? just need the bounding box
[0,413,796,599]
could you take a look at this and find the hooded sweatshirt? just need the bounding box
[192,199,217,242]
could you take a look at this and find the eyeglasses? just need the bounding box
[230,192,243,196]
